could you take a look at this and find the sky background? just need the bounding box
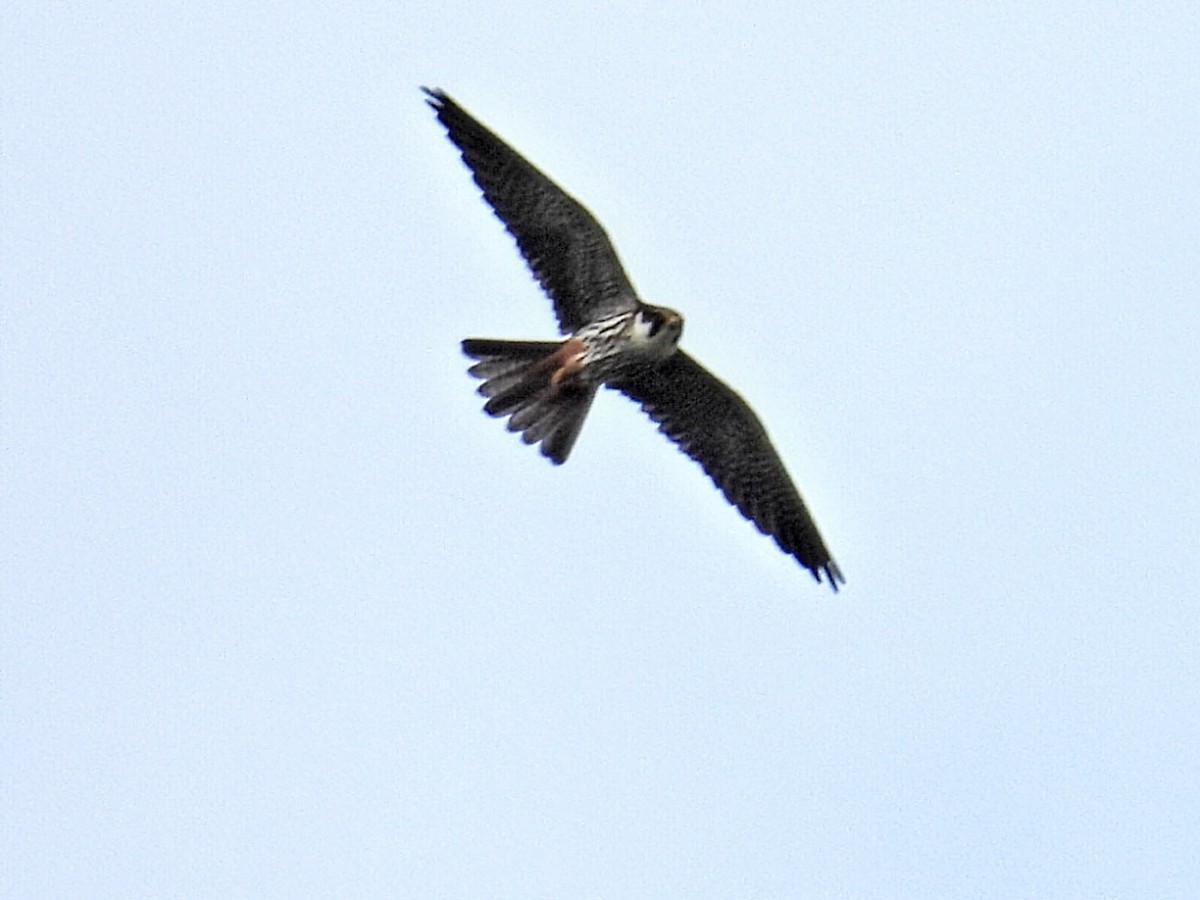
[4,2,1198,897]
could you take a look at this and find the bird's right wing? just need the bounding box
[424,88,638,334]
[612,352,843,590]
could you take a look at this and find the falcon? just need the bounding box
[425,88,844,590]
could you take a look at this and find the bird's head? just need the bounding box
[630,304,684,355]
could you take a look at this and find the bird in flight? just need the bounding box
[424,88,843,590]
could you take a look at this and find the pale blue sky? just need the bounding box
[5,2,1198,897]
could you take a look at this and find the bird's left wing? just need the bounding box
[612,352,844,590]
[424,88,638,334]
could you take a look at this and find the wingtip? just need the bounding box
[421,86,446,110]
[821,560,845,594]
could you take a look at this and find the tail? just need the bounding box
[461,338,598,465]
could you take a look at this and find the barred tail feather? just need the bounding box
[462,338,597,465]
